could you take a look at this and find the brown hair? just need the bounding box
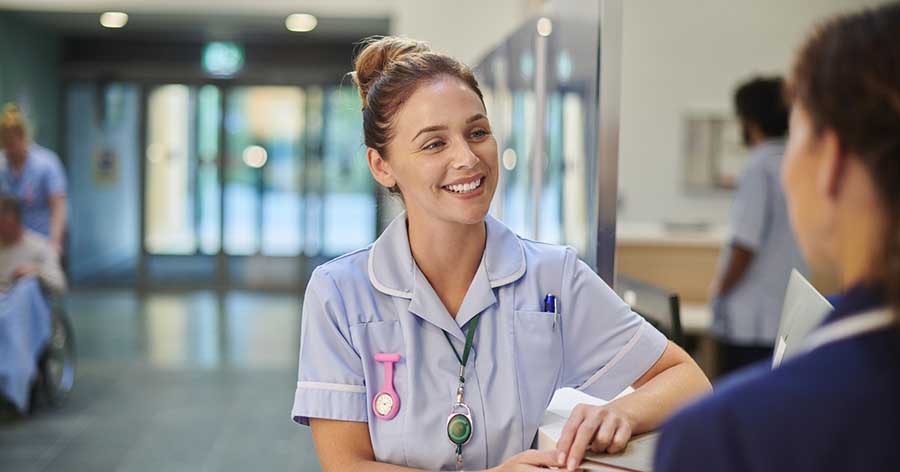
[789,3,900,322]
[350,36,485,168]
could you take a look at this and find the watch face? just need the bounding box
[375,393,394,416]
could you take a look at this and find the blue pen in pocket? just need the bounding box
[543,293,558,329]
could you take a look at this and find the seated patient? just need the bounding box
[0,195,65,295]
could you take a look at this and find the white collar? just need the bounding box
[805,307,896,352]
[367,212,526,339]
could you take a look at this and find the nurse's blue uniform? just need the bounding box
[0,144,67,237]
[292,213,668,470]
[655,283,900,471]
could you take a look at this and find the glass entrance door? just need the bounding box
[142,83,374,289]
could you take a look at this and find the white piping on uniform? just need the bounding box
[578,322,645,391]
[367,247,413,299]
[490,239,527,288]
[805,308,895,352]
[297,381,367,394]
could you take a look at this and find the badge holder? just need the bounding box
[372,353,401,420]
[446,374,473,465]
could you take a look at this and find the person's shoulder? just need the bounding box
[516,236,574,267]
[308,246,373,289]
[660,341,900,471]
[658,362,795,470]
[29,144,64,169]
[667,343,869,436]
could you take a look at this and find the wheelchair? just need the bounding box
[31,290,76,410]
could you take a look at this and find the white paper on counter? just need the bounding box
[538,388,657,472]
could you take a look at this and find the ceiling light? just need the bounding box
[286,13,318,33]
[100,12,129,29]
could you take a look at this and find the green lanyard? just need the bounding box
[442,314,481,467]
[443,314,481,382]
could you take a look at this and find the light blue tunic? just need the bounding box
[712,139,809,345]
[0,144,67,237]
[292,213,668,470]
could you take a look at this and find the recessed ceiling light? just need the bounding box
[100,12,129,29]
[286,13,318,33]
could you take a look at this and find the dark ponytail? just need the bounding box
[789,3,900,325]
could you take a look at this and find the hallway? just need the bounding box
[0,289,321,472]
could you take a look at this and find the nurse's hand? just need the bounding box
[555,403,636,471]
[492,449,565,471]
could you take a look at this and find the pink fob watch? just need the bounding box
[372,353,401,420]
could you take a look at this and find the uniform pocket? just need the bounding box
[512,310,563,445]
[348,320,407,464]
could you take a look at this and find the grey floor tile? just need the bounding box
[1,289,320,472]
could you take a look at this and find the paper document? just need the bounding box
[538,388,657,472]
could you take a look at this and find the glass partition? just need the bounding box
[474,0,616,277]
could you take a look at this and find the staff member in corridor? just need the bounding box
[656,3,900,470]
[0,104,67,255]
[710,77,808,375]
[292,36,711,471]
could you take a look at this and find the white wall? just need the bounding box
[390,0,538,65]
[617,0,889,224]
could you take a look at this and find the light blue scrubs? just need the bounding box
[712,139,808,345]
[0,144,67,237]
[292,213,668,470]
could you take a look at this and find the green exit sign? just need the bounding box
[202,42,244,77]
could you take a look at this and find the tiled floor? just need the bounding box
[0,289,322,472]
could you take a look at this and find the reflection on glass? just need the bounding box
[145,85,195,254]
[541,92,563,244]
[562,93,588,254]
[475,14,602,263]
[502,90,535,236]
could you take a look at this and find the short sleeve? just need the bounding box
[730,162,769,250]
[291,267,368,426]
[44,151,67,197]
[560,248,668,400]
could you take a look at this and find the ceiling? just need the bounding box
[0,0,392,42]
[0,0,394,16]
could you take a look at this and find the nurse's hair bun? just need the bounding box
[351,36,431,110]
[349,36,484,158]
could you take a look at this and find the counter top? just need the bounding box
[617,221,728,247]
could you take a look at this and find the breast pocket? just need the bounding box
[349,320,408,464]
[513,310,563,441]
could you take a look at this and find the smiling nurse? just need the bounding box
[291,36,711,472]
